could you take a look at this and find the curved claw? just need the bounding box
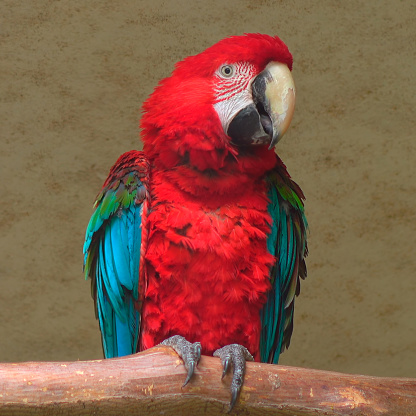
[161,335,201,387]
[183,360,195,387]
[230,387,239,412]
[221,357,230,379]
[214,344,254,411]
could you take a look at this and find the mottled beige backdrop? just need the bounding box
[1,1,415,378]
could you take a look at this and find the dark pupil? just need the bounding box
[224,67,231,75]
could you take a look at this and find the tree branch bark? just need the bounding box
[0,346,415,415]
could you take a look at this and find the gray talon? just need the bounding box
[183,360,195,387]
[222,357,230,379]
[161,335,201,386]
[195,343,202,361]
[230,387,239,411]
[214,344,254,411]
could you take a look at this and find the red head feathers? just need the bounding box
[141,34,294,173]
[174,33,293,78]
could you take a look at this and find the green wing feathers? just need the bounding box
[261,164,308,364]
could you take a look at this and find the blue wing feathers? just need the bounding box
[95,202,142,358]
[129,206,142,298]
[83,153,148,359]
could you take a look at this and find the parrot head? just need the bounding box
[141,33,295,169]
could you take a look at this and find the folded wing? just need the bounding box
[83,151,150,358]
[261,159,308,364]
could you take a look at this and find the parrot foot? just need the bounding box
[161,335,201,386]
[213,344,254,411]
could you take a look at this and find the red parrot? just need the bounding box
[84,33,307,408]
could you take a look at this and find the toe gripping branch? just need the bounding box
[161,335,202,386]
[214,344,254,411]
[161,336,253,411]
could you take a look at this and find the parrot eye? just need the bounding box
[219,65,235,78]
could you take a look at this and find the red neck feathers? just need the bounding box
[141,118,277,201]
[140,76,276,201]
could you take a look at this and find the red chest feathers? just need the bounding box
[140,171,275,359]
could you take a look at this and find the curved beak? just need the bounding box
[227,62,296,149]
[254,62,296,149]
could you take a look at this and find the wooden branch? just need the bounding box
[0,346,415,415]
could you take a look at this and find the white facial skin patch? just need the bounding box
[213,62,256,132]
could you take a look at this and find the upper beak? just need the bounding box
[227,62,296,149]
[252,62,296,149]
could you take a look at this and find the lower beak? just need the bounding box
[227,62,296,149]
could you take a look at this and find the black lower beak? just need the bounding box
[227,103,272,146]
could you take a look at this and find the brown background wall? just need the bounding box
[1,0,415,378]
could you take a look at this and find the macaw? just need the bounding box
[83,33,307,409]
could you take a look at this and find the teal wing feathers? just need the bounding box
[83,151,150,358]
[261,160,308,364]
